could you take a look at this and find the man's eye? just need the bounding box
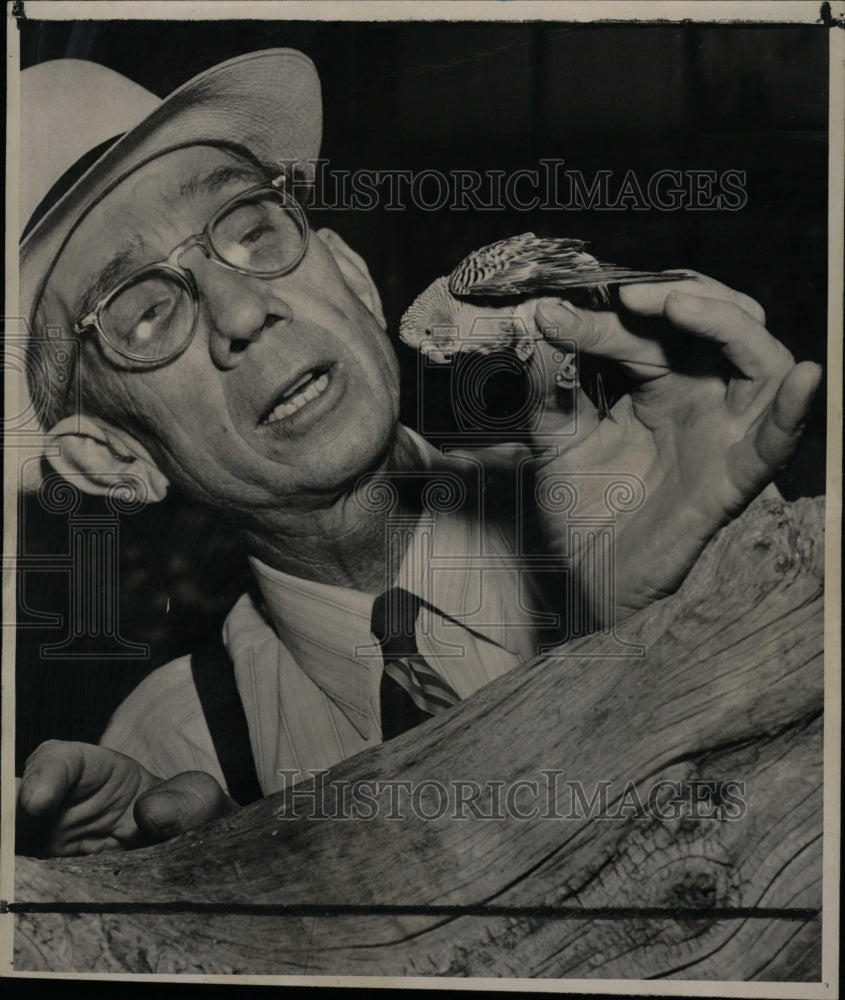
[139,301,168,323]
[128,294,175,329]
[239,223,272,247]
[214,196,302,270]
[104,278,183,349]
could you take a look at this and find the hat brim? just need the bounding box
[20,48,322,331]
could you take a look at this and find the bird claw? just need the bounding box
[554,351,580,390]
[513,337,536,363]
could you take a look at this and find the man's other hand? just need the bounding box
[16,740,237,856]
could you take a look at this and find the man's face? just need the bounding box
[47,146,401,516]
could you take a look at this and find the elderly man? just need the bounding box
[16,50,821,856]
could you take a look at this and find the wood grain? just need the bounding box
[13,493,825,979]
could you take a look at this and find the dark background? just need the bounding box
[15,20,829,768]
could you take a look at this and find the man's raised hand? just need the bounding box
[530,272,822,617]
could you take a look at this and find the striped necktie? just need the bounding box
[371,587,460,740]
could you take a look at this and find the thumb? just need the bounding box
[134,771,238,843]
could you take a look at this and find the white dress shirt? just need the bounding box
[100,431,561,794]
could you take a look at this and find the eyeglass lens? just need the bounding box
[100,190,305,361]
[211,192,305,273]
[102,269,195,361]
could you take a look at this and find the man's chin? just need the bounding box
[253,416,399,499]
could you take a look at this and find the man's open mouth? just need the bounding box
[261,367,332,425]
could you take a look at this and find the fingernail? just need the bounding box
[554,298,580,315]
[669,291,702,313]
[19,767,40,795]
[136,789,180,836]
[536,299,577,330]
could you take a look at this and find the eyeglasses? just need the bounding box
[74,175,309,367]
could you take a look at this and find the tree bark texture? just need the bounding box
[12,493,825,979]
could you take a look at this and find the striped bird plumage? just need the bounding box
[447,232,683,298]
[399,232,689,417]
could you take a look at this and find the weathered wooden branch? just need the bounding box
[14,493,825,979]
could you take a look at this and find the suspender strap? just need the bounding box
[190,636,264,806]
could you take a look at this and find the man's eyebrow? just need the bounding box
[75,244,144,323]
[176,163,269,203]
[73,164,270,322]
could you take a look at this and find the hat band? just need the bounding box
[22,133,124,242]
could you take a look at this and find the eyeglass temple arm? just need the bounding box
[272,162,318,205]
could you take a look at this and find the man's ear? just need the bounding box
[316,228,386,329]
[43,415,169,504]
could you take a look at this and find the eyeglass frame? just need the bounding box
[73,173,310,366]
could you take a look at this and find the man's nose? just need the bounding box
[187,251,294,369]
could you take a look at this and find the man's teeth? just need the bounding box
[264,372,330,423]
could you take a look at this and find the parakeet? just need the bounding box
[399,275,541,365]
[447,233,679,298]
[399,232,688,414]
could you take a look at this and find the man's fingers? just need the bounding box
[726,361,822,498]
[750,361,823,472]
[534,298,623,354]
[662,291,793,382]
[18,741,86,816]
[134,771,238,843]
[620,271,767,325]
[533,299,669,375]
[534,280,777,384]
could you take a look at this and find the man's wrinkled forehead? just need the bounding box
[164,160,270,212]
[60,149,270,321]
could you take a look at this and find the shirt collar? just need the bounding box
[399,429,525,654]
[247,428,518,738]
[248,557,378,739]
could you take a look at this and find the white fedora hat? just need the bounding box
[16,49,322,445]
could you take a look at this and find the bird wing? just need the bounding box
[448,232,689,297]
